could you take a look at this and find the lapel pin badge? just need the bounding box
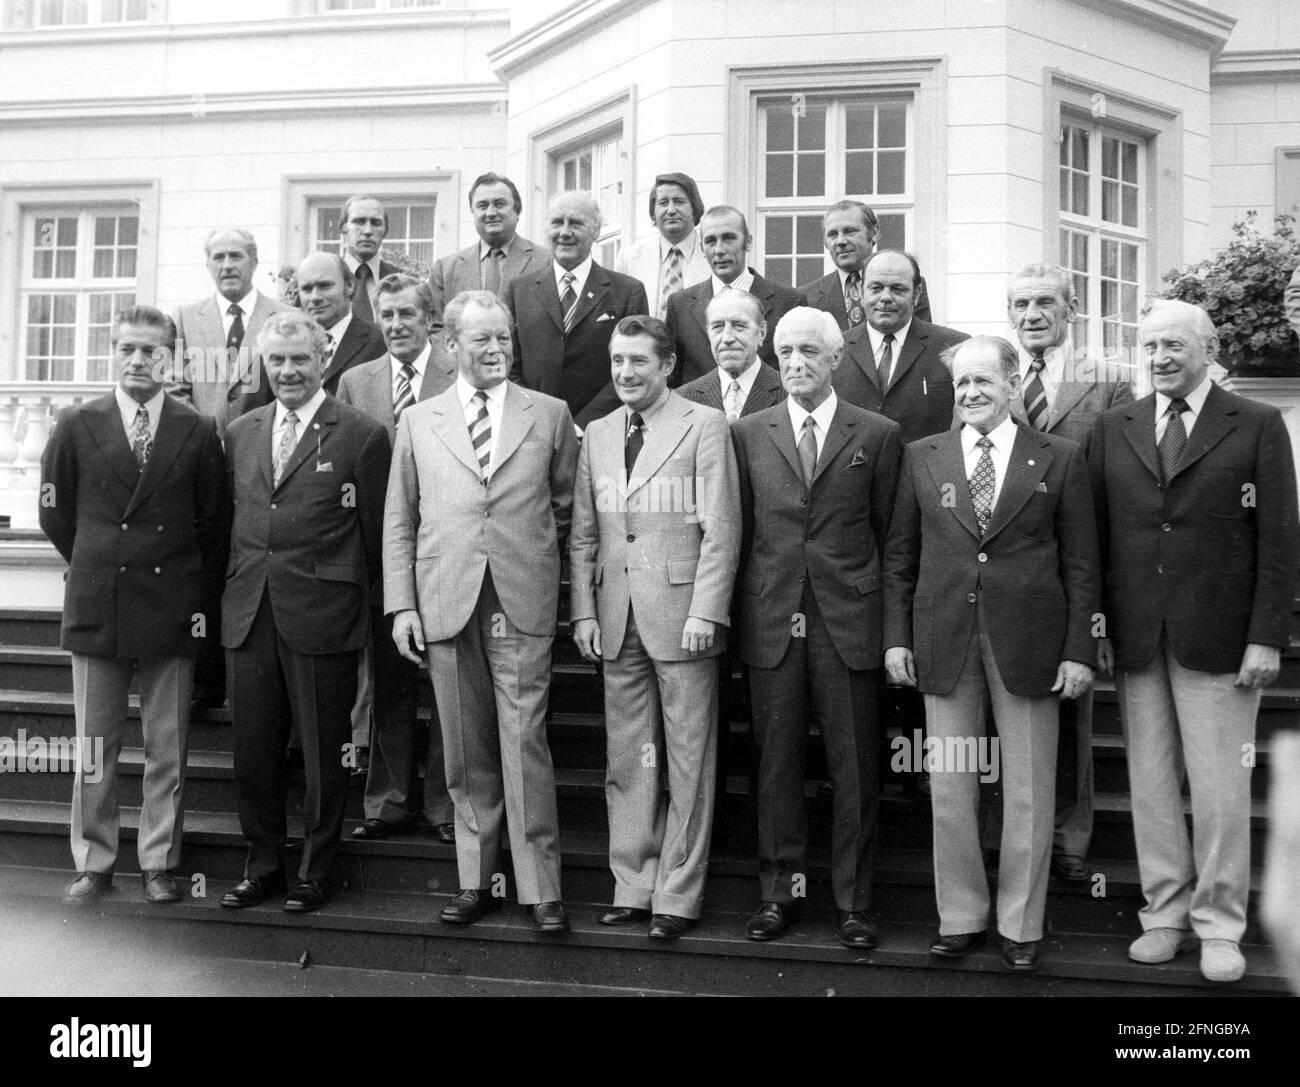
[1027,459,1035,466]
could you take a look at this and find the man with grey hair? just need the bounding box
[733,305,902,949]
[677,290,785,421]
[1090,298,1298,983]
[219,310,391,914]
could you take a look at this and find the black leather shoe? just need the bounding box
[649,914,695,939]
[284,880,330,913]
[1051,853,1088,881]
[220,875,286,909]
[837,910,879,949]
[352,818,409,840]
[930,931,988,958]
[746,901,799,941]
[63,871,113,907]
[142,870,181,904]
[439,888,502,925]
[1001,939,1039,971]
[600,906,652,926]
[529,901,570,933]
[433,823,455,844]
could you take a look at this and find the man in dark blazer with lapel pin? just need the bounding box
[40,306,230,908]
[428,172,549,333]
[677,291,785,420]
[219,311,391,914]
[506,190,649,431]
[1090,299,1298,984]
[732,306,902,950]
[883,335,1099,972]
[666,206,805,387]
[295,252,386,396]
[337,274,457,845]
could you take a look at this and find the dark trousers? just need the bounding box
[228,591,357,884]
[747,582,880,912]
[194,596,226,702]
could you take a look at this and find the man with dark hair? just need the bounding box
[295,252,386,395]
[617,172,711,319]
[428,172,548,331]
[41,305,230,907]
[571,314,740,938]
[341,194,402,321]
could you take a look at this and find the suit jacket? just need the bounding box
[666,272,806,386]
[322,316,387,396]
[506,262,650,430]
[677,363,785,419]
[384,382,579,639]
[733,400,902,671]
[833,318,969,446]
[883,422,1100,697]
[39,393,230,659]
[1009,351,1133,456]
[570,392,741,662]
[801,270,933,328]
[335,349,457,444]
[615,231,711,317]
[1088,383,1299,673]
[428,234,549,331]
[221,396,391,655]
[171,292,291,436]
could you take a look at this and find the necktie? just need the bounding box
[393,362,416,420]
[226,304,245,352]
[560,272,578,334]
[1023,353,1049,430]
[274,410,299,487]
[798,416,818,487]
[1158,398,1188,484]
[352,262,374,321]
[485,248,503,294]
[131,405,151,469]
[659,246,683,319]
[724,378,742,424]
[845,269,865,327]
[878,332,895,391]
[625,411,645,477]
[324,331,336,368]
[969,435,995,535]
[468,389,491,477]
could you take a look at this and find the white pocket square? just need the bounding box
[316,461,334,473]
[595,312,615,323]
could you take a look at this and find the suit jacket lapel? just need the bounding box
[811,404,856,484]
[982,425,1051,543]
[691,284,711,341]
[503,239,533,284]
[1173,384,1235,479]
[767,409,805,485]
[888,323,926,391]
[744,367,784,415]
[849,330,881,391]
[1120,396,1161,482]
[568,265,610,333]
[275,398,336,491]
[492,384,535,472]
[429,391,482,477]
[125,397,196,518]
[200,298,228,376]
[535,269,565,334]
[628,396,690,497]
[1047,380,1090,430]
[85,396,142,494]
[925,431,981,540]
[321,321,358,388]
[696,372,725,411]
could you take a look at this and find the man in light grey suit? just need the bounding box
[338,274,457,844]
[571,315,741,939]
[428,172,548,333]
[384,289,579,933]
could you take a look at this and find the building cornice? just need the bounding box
[488,0,649,78]
[1211,49,1300,85]
[1079,0,1235,54]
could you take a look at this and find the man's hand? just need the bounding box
[572,618,602,662]
[885,646,916,688]
[1052,660,1094,700]
[1097,636,1114,677]
[1237,643,1281,689]
[392,609,426,664]
[682,617,717,656]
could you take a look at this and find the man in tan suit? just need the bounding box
[571,315,741,938]
[384,289,579,933]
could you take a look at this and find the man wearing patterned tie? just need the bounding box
[883,335,1099,972]
[616,172,711,320]
[40,306,230,908]
[340,194,402,322]
[1090,299,1298,984]
[294,253,386,396]
[385,290,579,933]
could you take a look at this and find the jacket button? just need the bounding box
[1162,522,1171,532]
[154,566,161,574]
[967,593,977,603]
[1157,564,1163,574]
[119,566,126,573]
[799,497,807,505]
[121,523,128,531]
[627,534,635,542]
[271,503,277,510]
[157,526,163,532]
[977,552,988,563]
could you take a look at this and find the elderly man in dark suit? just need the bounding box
[1091,299,1298,984]
[340,194,402,321]
[428,172,548,332]
[733,306,902,949]
[677,291,785,421]
[506,190,649,431]
[295,252,386,395]
[40,305,229,907]
[665,206,805,386]
[883,334,1099,972]
[338,274,457,845]
[219,311,391,914]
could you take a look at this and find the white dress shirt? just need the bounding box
[786,389,838,460]
[115,386,163,443]
[866,319,912,387]
[1155,374,1212,442]
[961,414,1018,509]
[554,256,594,303]
[325,311,353,359]
[717,358,764,415]
[711,267,756,296]
[218,288,259,340]
[273,388,327,462]
[392,342,431,404]
[458,374,507,477]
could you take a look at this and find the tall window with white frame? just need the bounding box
[757,94,912,287]
[1058,119,1146,361]
[21,209,138,383]
[32,0,150,25]
[554,130,624,266]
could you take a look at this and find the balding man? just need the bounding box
[340,194,402,321]
[665,205,805,386]
[295,252,386,395]
[1090,299,1298,983]
[507,191,649,431]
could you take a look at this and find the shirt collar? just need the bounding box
[115,385,164,429]
[718,357,763,398]
[1018,340,1069,382]
[392,341,431,378]
[786,389,838,433]
[457,373,508,409]
[555,256,594,292]
[274,387,327,432]
[961,413,1018,455]
[217,287,258,316]
[626,386,671,426]
[867,319,911,356]
[326,311,353,344]
[836,265,866,291]
[344,252,382,282]
[660,230,698,262]
[1155,374,1212,420]
[479,236,515,260]
[712,267,755,295]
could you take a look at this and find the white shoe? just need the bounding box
[1128,927,1197,964]
[1200,939,1246,983]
